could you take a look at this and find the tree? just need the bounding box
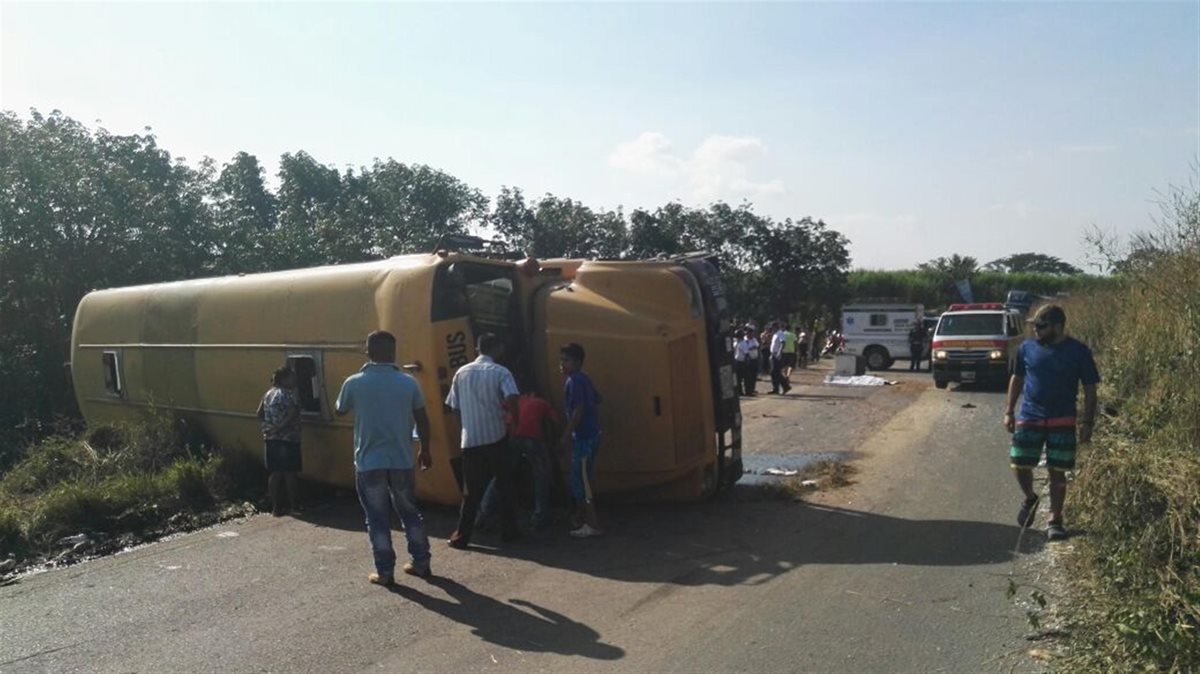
[365,159,488,256]
[984,252,1082,275]
[0,110,216,462]
[919,254,979,279]
[211,152,277,273]
[275,151,342,268]
[740,216,851,322]
[492,190,626,259]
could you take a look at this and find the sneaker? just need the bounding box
[569,524,603,538]
[1017,495,1040,528]
[1046,522,1069,541]
[402,561,431,578]
[368,572,394,586]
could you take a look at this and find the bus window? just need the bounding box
[286,354,323,415]
[102,351,122,396]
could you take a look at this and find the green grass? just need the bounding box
[1052,181,1200,672]
[0,414,264,566]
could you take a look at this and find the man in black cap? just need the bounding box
[1002,304,1100,541]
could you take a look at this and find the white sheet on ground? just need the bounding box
[823,375,896,386]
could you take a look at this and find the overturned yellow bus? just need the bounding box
[70,252,743,505]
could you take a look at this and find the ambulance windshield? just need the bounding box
[937,313,1004,336]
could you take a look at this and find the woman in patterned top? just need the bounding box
[256,366,302,515]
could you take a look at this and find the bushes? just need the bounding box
[0,414,264,565]
[1057,180,1200,672]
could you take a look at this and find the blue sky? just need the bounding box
[2,2,1197,269]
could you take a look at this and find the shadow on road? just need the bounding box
[392,577,624,661]
[302,488,1043,590]
[464,498,1042,586]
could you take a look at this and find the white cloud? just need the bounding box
[607,132,784,200]
[607,132,684,177]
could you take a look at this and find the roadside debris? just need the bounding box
[961,403,977,409]
[57,533,90,548]
[0,558,16,574]
[764,468,799,477]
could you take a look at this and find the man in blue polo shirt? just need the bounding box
[336,330,432,586]
[1002,304,1100,541]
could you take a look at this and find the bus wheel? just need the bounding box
[864,347,891,371]
[935,380,948,389]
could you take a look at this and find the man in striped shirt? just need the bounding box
[445,333,521,548]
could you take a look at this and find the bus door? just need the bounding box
[431,262,529,478]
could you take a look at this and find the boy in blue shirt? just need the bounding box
[1003,305,1100,541]
[559,343,603,538]
[335,330,433,586]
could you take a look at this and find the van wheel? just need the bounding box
[864,347,891,371]
[935,380,948,389]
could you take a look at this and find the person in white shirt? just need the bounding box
[445,333,520,549]
[733,329,759,396]
[769,322,792,394]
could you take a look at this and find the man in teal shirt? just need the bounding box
[336,330,432,586]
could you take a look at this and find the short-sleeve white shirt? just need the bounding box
[444,355,519,449]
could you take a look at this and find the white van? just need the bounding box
[840,302,924,370]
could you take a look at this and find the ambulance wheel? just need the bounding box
[864,347,891,371]
[935,380,948,389]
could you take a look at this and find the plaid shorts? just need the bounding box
[1010,417,1076,471]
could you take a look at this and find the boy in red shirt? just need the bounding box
[477,390,559,530]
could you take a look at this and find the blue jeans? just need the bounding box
[355,469,430,575]
[479,437,553,526]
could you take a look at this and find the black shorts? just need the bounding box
[781,353,797,368]
[264,439,302,473]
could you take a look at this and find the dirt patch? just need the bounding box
[739,361,927,461]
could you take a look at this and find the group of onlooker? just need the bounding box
[254,330,603,587]
[731,320,840,396]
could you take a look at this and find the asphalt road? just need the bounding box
[1,364,1046,673]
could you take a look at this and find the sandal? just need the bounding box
[1017,495,1040,528]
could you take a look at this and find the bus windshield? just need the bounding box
[937,313,1004,336]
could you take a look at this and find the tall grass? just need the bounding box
[0,413,264,563]
[847,269,1111,309]
[1057,179,1200,672]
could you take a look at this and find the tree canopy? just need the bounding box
[984,252,1082,275]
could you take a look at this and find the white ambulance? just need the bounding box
[930,302,1025,389]
[840,302,924,370]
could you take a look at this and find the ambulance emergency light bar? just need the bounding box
[946,303,1006,311]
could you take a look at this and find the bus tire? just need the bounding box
[864,347,891,371]
[935,380,948,389]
